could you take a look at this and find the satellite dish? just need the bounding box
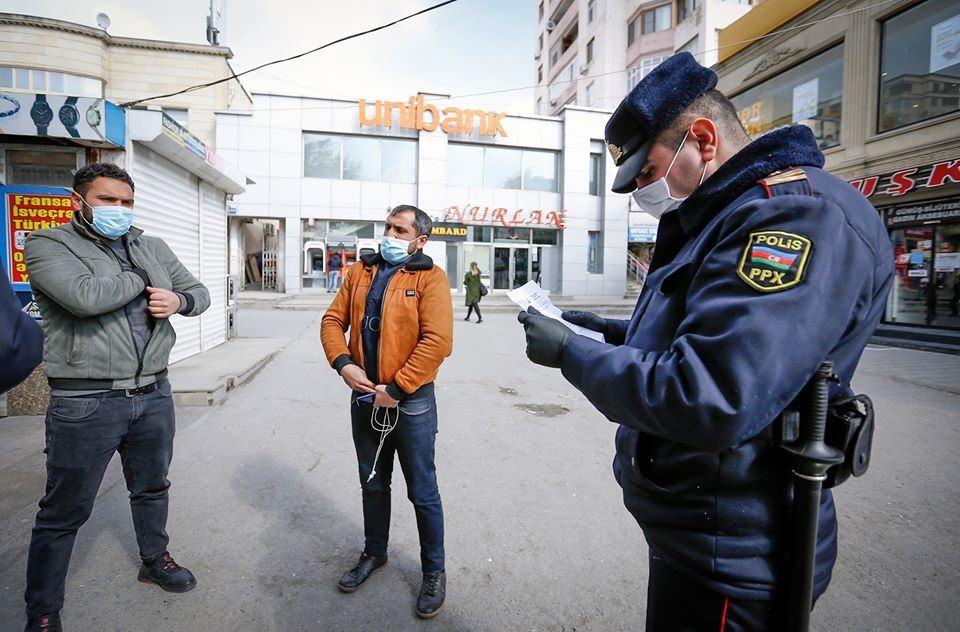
[96,12,111,30]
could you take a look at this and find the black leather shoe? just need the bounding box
[138,552,197,593]
[338,552,387,592]
[24,612,62,632]
[416,570,446,619]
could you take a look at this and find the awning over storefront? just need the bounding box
[126,109,246,194]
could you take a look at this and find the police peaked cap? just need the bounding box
[605,52,718,193]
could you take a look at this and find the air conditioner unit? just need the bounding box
[546,20,556,32]
[534,53,541,61]
[580,63,590,75]
[549,99,558,107]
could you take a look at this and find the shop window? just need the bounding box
[533,229,560,245]
[588,231,603,273]
[879,0,960,133]
[887,224,960,328]
[303,133,416,183]
[5,149,79,187]
[729,44,844,150]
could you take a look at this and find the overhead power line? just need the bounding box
[119,0,460,108]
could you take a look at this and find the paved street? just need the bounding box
[1,306,959,631]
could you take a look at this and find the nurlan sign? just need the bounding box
[737,230,812,292]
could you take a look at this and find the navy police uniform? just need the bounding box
[559,123,894,615]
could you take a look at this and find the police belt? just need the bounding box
[48,369,168,397]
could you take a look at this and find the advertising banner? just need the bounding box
[0,92,125,146]
[1,186,74,291]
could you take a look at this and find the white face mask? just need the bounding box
[632,136,707,220]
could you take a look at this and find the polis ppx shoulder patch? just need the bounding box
[737,231,812,292]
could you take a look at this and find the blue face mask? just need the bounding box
[90,206,134,240]
[380,236,413,265]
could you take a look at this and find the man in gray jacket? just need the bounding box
[22,162,209,632]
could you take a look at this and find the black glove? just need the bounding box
[518,307,573,368]
[561,310,607,334]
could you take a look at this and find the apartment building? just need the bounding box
[533,0,759,259]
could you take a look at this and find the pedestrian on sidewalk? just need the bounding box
[463,261,484,323]
[328,251,343,293]
[320,204,453,619]
[0,272,43,394]
[517,52,894,630]
[22,163,210,632]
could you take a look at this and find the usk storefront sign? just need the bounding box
[849,157,960,203]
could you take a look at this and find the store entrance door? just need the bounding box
[493,246,533,290]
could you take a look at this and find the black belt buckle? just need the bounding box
[124,382,158,398]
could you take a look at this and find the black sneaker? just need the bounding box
[416,570,446,619]
[338,552,387,592]
[24,612,62,632]
[138,552,197,593]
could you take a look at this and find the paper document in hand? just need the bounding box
[507,281,605,342]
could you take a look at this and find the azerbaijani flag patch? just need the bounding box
[737,230,812,292]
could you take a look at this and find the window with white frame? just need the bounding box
[642,5,671,34]
[588,0,597,23]
[586,37,595,65]
[303,133,416,183]
[627,55,667,90]
[448,144,559,191]
[585,82,595,106]
[0,66,102,98]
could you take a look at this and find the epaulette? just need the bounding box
[757,167,813,197]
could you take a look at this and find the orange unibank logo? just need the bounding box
[358,94,508,137]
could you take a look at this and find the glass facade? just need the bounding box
[447,144,559,191]
[879,0,960,132]
[730,44,844,150]
[887,215,960,329]
[303,133,416,183]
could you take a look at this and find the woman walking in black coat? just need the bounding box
[463,261,484,323]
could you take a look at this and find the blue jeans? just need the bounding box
[25,381,176,617]
[350,383,444,573]
[328,271,341,291]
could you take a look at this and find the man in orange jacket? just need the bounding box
[321,204,453,619]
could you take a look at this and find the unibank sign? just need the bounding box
[358,94,508,137]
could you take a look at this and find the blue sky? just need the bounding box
[4,0,539,112]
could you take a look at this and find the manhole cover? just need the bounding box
[514,403,570,417]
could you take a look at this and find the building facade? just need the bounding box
[715,0,960,339]
[216,92,628,297]
[0,13,249,363]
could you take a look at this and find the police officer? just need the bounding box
[518,53,894,630]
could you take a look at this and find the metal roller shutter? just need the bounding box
[199,181,226,349]
[130,144,202,363]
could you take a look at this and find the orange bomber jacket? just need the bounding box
[320,250,453,399]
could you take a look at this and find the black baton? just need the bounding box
[781,361,844,632]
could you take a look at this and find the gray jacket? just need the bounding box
[24,213,209,386]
